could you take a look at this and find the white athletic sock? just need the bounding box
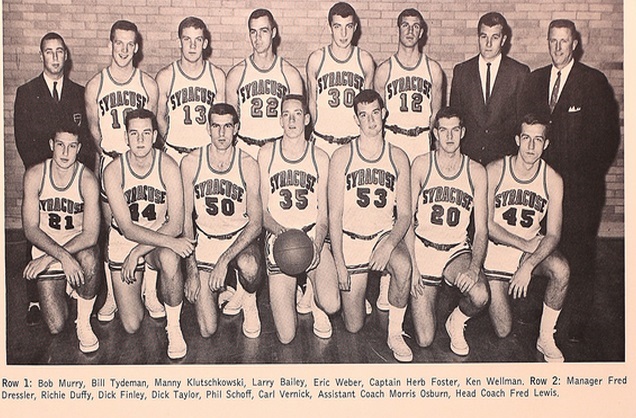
[143,269,159,298]
[77,296,96,325]
[388,304,406,336]
[452,306,470,325]
[165,302,183,328]
[539,303,561,338]
[104,261,114,301]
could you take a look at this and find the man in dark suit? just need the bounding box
[13,32,93,325]
[520,19,620,342]
[450,12,529,166]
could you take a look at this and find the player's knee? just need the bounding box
[46,317,66,335]
[237,254,259,280]
[343,315,364,334]
[317,294,340,315]
[552,260,570,288]
[277,328,296,345]
[120,315,143,334]
[470,282,490,310]
[492,320,512,339]
[390,252,412,282]
[158,249,180,278]
[414,328,435,348]
[199,322,218,339]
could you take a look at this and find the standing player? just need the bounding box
[22,122,100,353]
[407,107,489,356]
[484,114,569,362]
[329,90,412,362]
[307,2,375,157]
[102,109,194,359]
[226,8,304,159]
[374,8,443,161]
[182,104,263,339]
[156,17,226,163]
[259,95,339,343]
[85,20,161,322]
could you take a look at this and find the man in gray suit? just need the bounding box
[450,12,529,165]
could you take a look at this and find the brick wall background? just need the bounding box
[2,0,624,236]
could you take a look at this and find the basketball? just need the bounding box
[273,229,314,276]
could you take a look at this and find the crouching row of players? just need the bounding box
[23,89,568,363]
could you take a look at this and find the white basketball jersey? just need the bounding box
[112,150,168,232]
[414,152,474,245]
[491,155,549,240]
[314,46,365,145]
[97,68,150,154]
[166,61,218,150]
[343,139,398,237]
[33,160,85,260]
[384,54,434,158]
[192,145,249,238]
[267,140,319,230]
[236,55,289,147]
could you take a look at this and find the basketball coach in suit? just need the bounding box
[13,32,93,326]
[520,19,620,343]
[450,12,529,166]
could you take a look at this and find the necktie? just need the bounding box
[485,63,491,104]
[549,71,561,112]
[53,81,60,102]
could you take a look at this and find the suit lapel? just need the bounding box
[467,57,487,112]
[37,73,58,105]
[554,62,580,112]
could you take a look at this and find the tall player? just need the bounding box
[374,9,443,160]
[306,2,375,157]
[85,20,161,323]
[226,8,304,158]
[22,122,101,353]
[259,95,340,343]
[156,17,226,162]
[407,107,489,357]
[484,114,569,362]
[102,109,194,359]
[225,8,304,311]
[182,104,263,339]
[329,90,412,362]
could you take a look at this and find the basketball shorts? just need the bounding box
[265,228,316,276]
[341,229,390,275]
[31,246,66,280]
[99,154,115,201]
[164,143,198,164]
[107,228,145,271]
[483,241,528,281]
[413,236,471,286]
[310,133,352,158]
[384,129,430,162]
[195,230,241,272]
[236,138,262,160]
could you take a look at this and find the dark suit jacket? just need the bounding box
[450,55,530,165]
[520,61,619,186]
[14,73,93,169]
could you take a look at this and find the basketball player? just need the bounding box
[258,95,339,343]
[156,16,226,163]
[306,2,375,157]
[22,122,101,353]
[102,109,194,359]
[407,107,489,356]
[329,89,412,362]
[374,8,442,161]
[224,8,304,311]
[85,20,161,323]
[181,104,263,339]
[485,114,569,362]
[226,8,304,159]
[373,9,443,312]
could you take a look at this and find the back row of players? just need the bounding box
[24,5,569,362]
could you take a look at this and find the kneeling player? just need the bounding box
[22,123,101,353]
[182,104,263,339]
[103,109,194,360]
[259,95,340,344]
[485,113,569,362]
[407,107,489,356]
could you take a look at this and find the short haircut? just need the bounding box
[328,2,358,25]
[397,8,426,30]
[548,19,577,38]
[124,108,156,131]
[52,120,80,140]
[353,89,384,115]
[477,12,510,37]
[249,8,278,32]
[208,103,239,125]
[518,113,550,138]
[178,16,212,59]
[433,107,464,129]
[281,94,309,115]
[40,32,67,53]
[110,20,139,44]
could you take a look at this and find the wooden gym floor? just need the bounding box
[4,230,624,364]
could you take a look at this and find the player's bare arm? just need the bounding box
[368,145,411,271]
[211,64,227,103]
[85,75,103,162]
[155,64,174,142]
[360,50,376,89]
[141,71,159,114]
[282,59,304,95]
[180,150,202,303]
[258,142,286,235]
[306,49,322,125]
[225,61,246,113]
[405,153,429,298]
[328,145,350,291]
[373,59,390,98]
[209,153,262,291]
[313,147,330,253]
[428,58,444,127]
